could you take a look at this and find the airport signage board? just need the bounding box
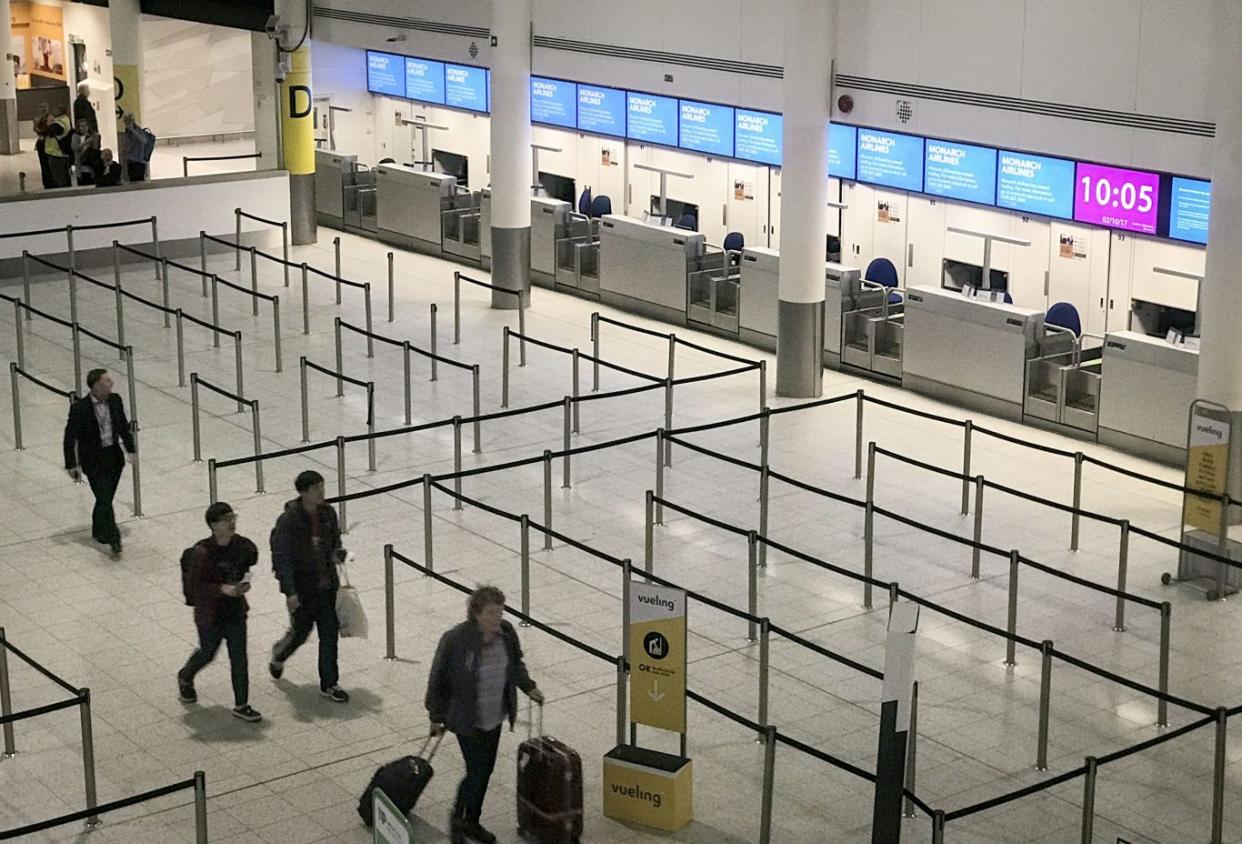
[924,140,998,205]
[577,84,627,137]
[366,51,404,98]
[627,92,679,146]
[856,129,924,192]
[678,99,734,157]
[734,109,782,166]
[405,57,446,105]
[531,76,577,129]
[1169,177,1211,245]
[996,150,1076,220]
[445,63,488,112]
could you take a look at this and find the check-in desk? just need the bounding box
[1098,331,1198,464]
[441,189,483,262]
[598,215,705,323]
[555,213,600,297]
[314,149,356,228]
[479,194,570,283]
[736,248,864,357]
[687,249,740,337]
[374,165,457,256]
[902,286,1044,420]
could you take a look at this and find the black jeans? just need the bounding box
[272,588,339,689]
[126,161,147,182]
[179,609,248,706]
[454,726,502,824]
[85,446,125,544]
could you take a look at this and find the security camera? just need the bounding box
[264,15,281,37]
[386,34,407,43]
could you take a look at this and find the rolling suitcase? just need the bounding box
[357,733,443,827]
[516,702,583,843]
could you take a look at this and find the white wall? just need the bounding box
[310,39,378,163]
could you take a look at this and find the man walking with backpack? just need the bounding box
[269,470,350,703]
[177,502,262,722]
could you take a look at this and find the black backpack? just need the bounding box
[180,544,200,606]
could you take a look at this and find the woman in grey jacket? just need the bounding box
[426,586,544,844]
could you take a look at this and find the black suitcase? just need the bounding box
[517,702,583,843]
[357,734,443,827]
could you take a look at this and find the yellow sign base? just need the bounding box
[603,745,693,832]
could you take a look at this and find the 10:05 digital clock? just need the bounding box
[1073,162,1160,234]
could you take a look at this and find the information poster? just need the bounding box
[734,109,782,166]
[404,57,445,104]
[857,129,922,191]
[924,140,997,205]
[577,84,626,137]
[1184,409,1230,532]
[996,151,1075,220]
[531,76,576,128]
[366,51,405,98]
[445,63,487,112]
[828,123,857,181]
[1169,177,1212,245]
[678,99,734,157]
[629,582,686,733]
[1073,162,1160,234]
[627,92,678,146]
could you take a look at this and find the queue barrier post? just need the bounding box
[961,419,973,515]
[747,532,758,641]
[452,416,463,509]
[71,322,82,396]
[364,283,374,358]
[644,490,654,575]
[190,373,202,462]
[1006,550,1020,666]
[383,544,397,661]
[1071,451,1084,551]
[198,231,208,292]
[758,725,777,844]
[111,244,126,353]
[175,310,186,388]
[571,349,580,433]
[249,247,259,317]
[233,331,245,413]
[8,363,20,450]
[301,263,310,335]
[299,357,310,442]
[67,225,78,325]
[209,277,221,348]
[501,327,510,408]
[757,359,766,424]
[335,436,347,533]
[903,680,919,818]
[429,303,439,382]
[1114,520,1130,632]
[1036,639,1053,771]
[194,769,208,843]
[854,389,865,480]
[1158,602,1171,728]
[402,342,413,425]
[758,409,770,567]
[932,810,945,844]
[889,581,899,607]
[542,450,553,551]
[129,419,143,518]
[11,300,23,370]
[663,379,673,467]
[207,458,218,504]
[150,217,162,283]
[654,429,665,525]
[520,514,531,624]
[1080,755,1097,843]
[334,318,344,397]
[252,401,264,493]
[367,383,376,472]
[971,475,985,578]
[233,208,241,271]
[272,295,283,373]
[21,251,31,320]
[422,474,434,573]
[757,616,770,734]
[78,688,100,829]
[282,222,290,288]
[864,442,876,610]
[472,366,482,454]
[562,397,572,489]
[622,558,632,665]
[615,655,627,747]
[333,236,342,304]
[517,290,527,367]
[387,252,394,321]
[161,259,172,323]
[1212,707,1227,844]
[590,312,600,392]
[0,627,16,757]
[453,272,461,344]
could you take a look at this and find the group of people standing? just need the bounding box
[34,82,150,189]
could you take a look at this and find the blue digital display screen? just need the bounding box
[530,77,576,129]
[924,140,998,205]
[828,123,857,181]
[366,51,405,98]
[995,150,1076,220]
[404,57,445,105]
[626,92,678,146]
[1169,177,1211,245]
[444,63,488,112]
[733,109,782,166]
[856,129,924,191]
[678,100,734,157]
[576,84,626,137]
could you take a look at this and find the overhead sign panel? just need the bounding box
[1169,177,1212,245]
[734,109,782,166]
[445,63,488,112]
[1073,162,1160,235]
[366,51,404,98]
[924,140,997,205]
[629,582,687,733]
[996,151,1075,220]
[404,57,445,105]
[856,129,923,192]
[627,92,678,146]
[678,99,734,157]
[531,76,576,129]
[577,84,626,137]
[828,123,857,181]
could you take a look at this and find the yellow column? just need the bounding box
[280,45,316,243]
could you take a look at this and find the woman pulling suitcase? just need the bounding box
[426,585,545,844]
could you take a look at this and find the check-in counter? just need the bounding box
[736,248,864,358]
[1098,331,1198,463]
[598,215,706,322]
[314,149,356,227]
[902,285,1044,419]
[479,194,570,282]
[374,165,456,256]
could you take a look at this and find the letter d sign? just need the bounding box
[288,85,312,119]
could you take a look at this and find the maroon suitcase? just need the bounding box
[516,703,583,844]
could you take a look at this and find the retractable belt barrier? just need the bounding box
[453,270,527,364]
[190,373,264,493]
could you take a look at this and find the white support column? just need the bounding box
[775,0,833,397]
[0,0,17,154]
[108,0,144,125]
[489,0,532,310]
[1196,0,1242,506]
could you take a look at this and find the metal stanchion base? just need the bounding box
[1,751,17,759]
[83,819,102,830]
[382,656,398,662]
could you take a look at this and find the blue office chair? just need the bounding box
[865,257,902,305]
[590,195,612,219]
[1046,302,1082,337]
[578,187,593,216]
[1002,291,1014,305]
[723,232,745,252]
[675,214,698,231]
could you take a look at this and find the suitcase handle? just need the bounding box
[418,732,444,760]
[526,697,544,740]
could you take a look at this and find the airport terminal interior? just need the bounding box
[2,1,1242,842]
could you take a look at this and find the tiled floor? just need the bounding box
[1,224,1240,843]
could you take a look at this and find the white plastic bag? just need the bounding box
[335,557,369,639]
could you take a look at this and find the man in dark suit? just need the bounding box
[63,368,136,555]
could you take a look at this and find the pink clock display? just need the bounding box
[1073,163,1160,234]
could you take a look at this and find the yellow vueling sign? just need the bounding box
[1184,413,1231,533]
[602,746,693,832]
[629,582,686,733]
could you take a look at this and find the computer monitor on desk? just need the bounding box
[942,257,1009,293]
[432,149,469,188]
[537,171,575,204]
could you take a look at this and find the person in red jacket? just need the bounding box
[177,502,262,722]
